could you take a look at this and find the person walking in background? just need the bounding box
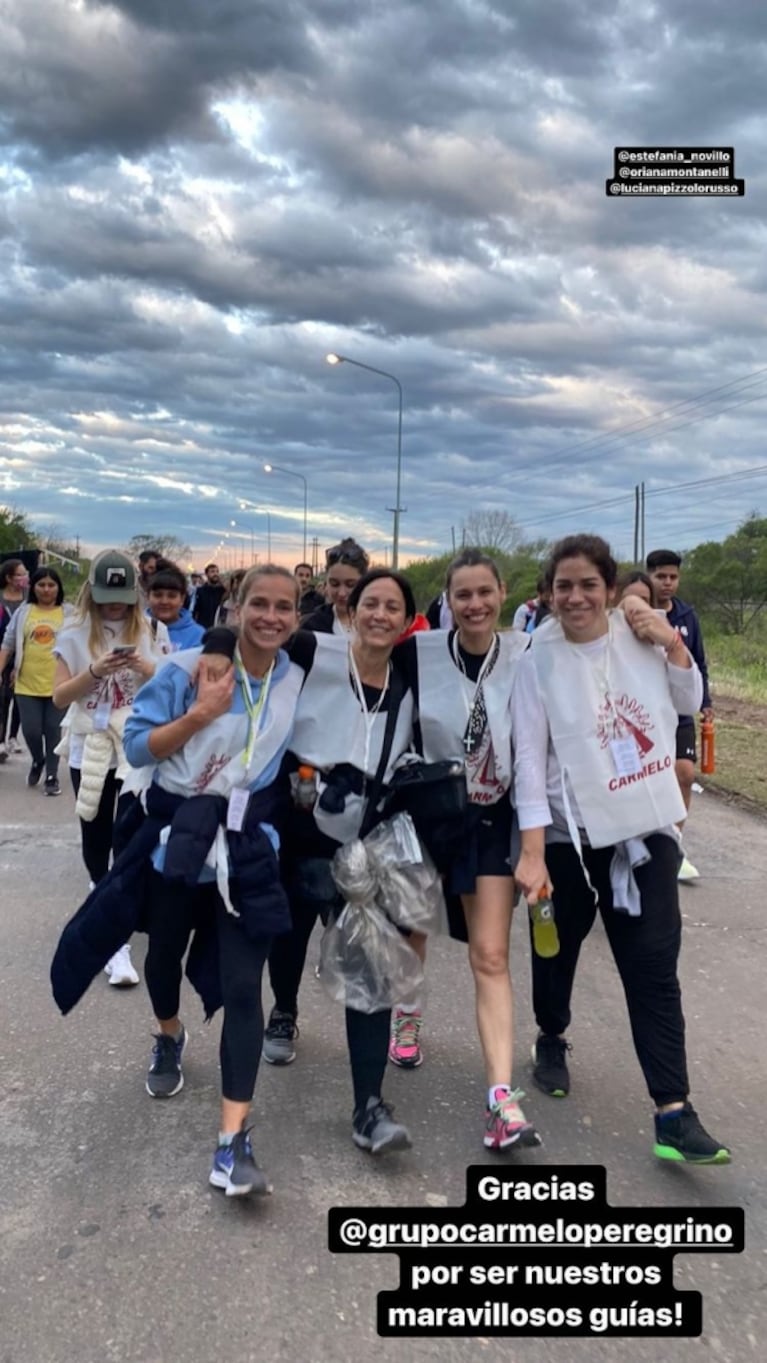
[295,563,324,617]
[0,558,28,761]
[53,550,169,988]
[646,549,712,883]
[192,562,226,629]
[301,540,370,635]
[136,550,160,607]
[145,562,204,652]
[215,570,246,629]
[0,566,73,794]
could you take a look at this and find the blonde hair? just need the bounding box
[237,564,300,606]
[73,580,150,657]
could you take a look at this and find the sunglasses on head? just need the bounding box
[326,547,367,568]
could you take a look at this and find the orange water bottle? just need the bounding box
[700,718,715,775]
[529,887,560,958]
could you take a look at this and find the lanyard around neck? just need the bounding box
[451,631,499,706]
[235,650,275,769]
[348,646,391,775]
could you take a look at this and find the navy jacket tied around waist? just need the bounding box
[50,781,289,1018]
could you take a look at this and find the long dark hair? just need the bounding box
[28,565,65,606]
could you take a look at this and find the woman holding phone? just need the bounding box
[53,550,168,986]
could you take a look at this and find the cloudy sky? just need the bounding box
[1,0,765,570]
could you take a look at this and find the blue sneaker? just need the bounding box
[146,1026,187,1098]
[209,1129,271,1197]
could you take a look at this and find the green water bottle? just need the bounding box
[530,887,559,958]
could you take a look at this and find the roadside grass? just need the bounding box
[705,627,767,706]
[703,719,767,814]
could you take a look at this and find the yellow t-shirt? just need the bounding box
[15,606,65,697]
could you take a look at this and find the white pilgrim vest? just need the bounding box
[148,650,304,800]
[530,612,686,848]
[414,630,527,804]
[290,634,414,843]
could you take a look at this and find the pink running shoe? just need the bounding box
[388,1009,424,1068]
[483,1087,540,1150]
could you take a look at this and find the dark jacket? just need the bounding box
[667,596,711,715]
[192,581,226,629]
[50,783,289,1018]
[300,602,335,634]
[299,588,325,618]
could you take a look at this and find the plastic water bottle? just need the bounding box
[529,888,560,958]
[700,718,715,774]
[295,764,318,810]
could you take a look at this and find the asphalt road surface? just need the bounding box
[0,752,763,1363]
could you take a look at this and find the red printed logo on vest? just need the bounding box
[596,693,655,755]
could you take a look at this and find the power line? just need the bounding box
[514,461,767,533]
[498,370,767,489]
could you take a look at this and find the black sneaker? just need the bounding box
[27,761,44,788]
[532,1034,571,1097]
[209,1128,271,1197]
[653,1104,731,1165]
[44,775,61,796]
[262,1008,298,1065]
[353,1098,412,1155]
[146,1027,187,1098]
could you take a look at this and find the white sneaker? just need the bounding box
[106,944,140,987]
[0,742,7,764]
[7,737,21,755]
[678,855,700,883]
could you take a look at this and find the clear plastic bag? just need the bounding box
[319,899,424,1014]
[364,812,447,935]
[318,814,445,1013]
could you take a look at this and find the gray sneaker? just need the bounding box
[146,1027,187,1098]
[262,1008,298,1065]
[353,1098,412,1155]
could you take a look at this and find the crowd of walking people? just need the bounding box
[2,527,728,1200]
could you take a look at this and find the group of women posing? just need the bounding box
[51,532,729,1202]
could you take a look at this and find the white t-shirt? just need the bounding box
[55,616,169,769]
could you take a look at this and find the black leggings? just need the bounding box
[144,872,271,1103]
[15,695,63,777]
[0,670,20,743]
[269,855,392,1113]
[69,768,121,884]
[532,835,689,1107]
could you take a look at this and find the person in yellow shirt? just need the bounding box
[0,567,73,794]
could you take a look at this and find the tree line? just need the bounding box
[2,504,765,636]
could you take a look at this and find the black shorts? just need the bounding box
[675,719,697,764]
[472,799,514,879]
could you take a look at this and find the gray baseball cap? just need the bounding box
[88,550,138,604]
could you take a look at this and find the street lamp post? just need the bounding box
[326,353,404,568]
[263,464,308,562]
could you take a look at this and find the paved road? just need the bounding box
[0,752,763,1363]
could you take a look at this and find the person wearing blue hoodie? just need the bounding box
[146,563,205,652]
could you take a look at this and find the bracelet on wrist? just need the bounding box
[89,663,100,680]
[664,628,683,655]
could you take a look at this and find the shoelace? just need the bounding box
[392,1014,421,1048]
[269,1013,298,1040]
[492,1088,529,1125]
[151,1033,180,1069]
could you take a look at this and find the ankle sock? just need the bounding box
[489,1084,511,1108]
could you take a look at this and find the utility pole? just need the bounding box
[633,484,640,563]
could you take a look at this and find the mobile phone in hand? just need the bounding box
[111,645,136,655]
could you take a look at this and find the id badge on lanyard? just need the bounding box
[609,736,642,777]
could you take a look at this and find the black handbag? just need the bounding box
[388,758,468,825]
